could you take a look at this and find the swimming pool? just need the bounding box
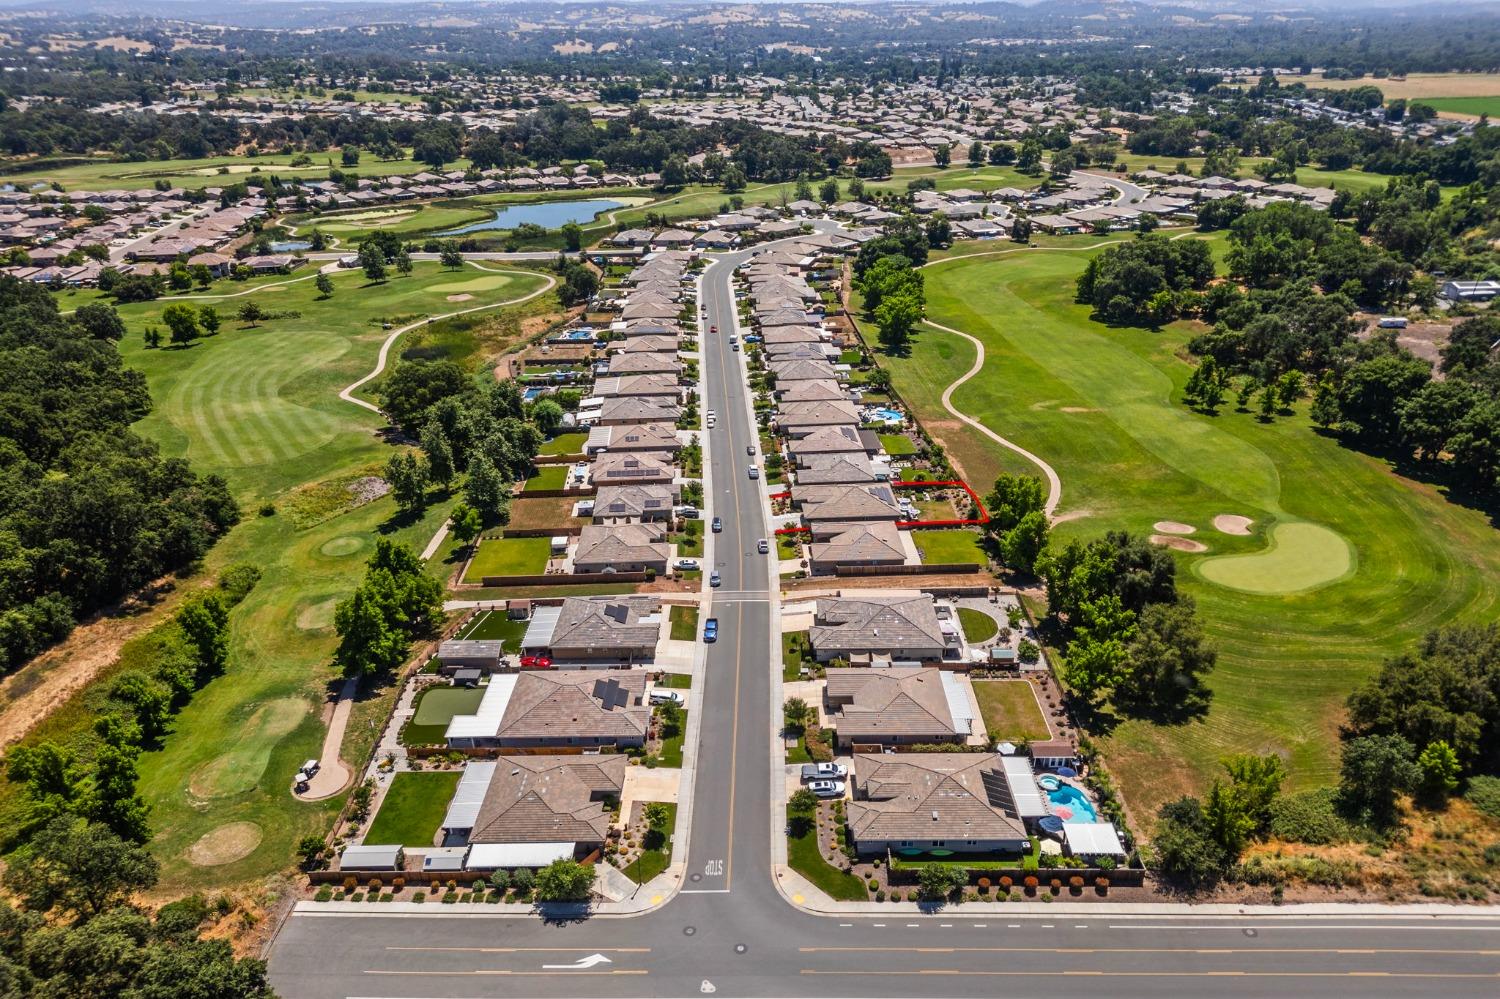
[1047,783,1098,823]
[867,407,905,424]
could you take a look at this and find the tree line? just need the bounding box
[0,278,239,672]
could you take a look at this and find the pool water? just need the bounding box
[1047,783,1099,823]
[868,408,905,423]
[435,198,625,236]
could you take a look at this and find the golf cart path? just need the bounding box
[298,677,356,801]
[338,264,557,414]
[923,318,1063,519]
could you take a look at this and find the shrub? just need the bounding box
[875,889,886,902]
[1467,775,1500,819]
[412,892,425,903]
[1268,787,1353,845]
[367,878,382,892]
[1069,876,1085,889]
[391,876,405,891]
[1049,878,1062,894]
[1095,877,1109,893]
[350,893,364,902]
[999,876,1013,890]
[867,878,880,891]
[907,890,919,902]
[314,887,333,902]
[343,876,359,892]
[1023,876,1038,891]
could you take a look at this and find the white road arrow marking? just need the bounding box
[701,980,717,994]
[542,953,613,970]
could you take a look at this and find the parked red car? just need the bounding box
[520,655,553,669]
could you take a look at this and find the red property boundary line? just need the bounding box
[768,480,989,533]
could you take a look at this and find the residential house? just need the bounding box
[453,755,628,869]
[825,667,973,748]
[522,595,664,662]
[444,671,649,749]
[808,593,959,663]
[847,753,1030,854]
[572,524,670,574]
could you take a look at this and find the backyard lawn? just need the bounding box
[880,242,1500,821]
[878,433,918,456]
[453,609,530,649]
[523,465,570,492]
[958,607,999,644]
[972,681,1052,744]
[402,684,486,746]
[669,604,700,642]
[538,432,588,456]
[910,529,986,565]
[462,536,551,582]
[362,771,462,846]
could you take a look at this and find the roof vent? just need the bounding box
[931,810,939,821]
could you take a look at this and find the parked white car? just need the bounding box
[808,779,846,798]
[801,762,847,781]
[675,558,701,570]
[649,689,686,706]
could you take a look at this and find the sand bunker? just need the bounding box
[1150,534,1209,553]
[1214,514,1254,535]
[1060,407,1100,414]
[446,293,475,302]
[187,821,263,866]
[1153,521,1196,535]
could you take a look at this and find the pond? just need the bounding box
[268,240,311,252]
[435,198,626,236]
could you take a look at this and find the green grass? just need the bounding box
[669,519,704,558]
[787,818,867,900]
[0,149,444,192]
[972,680,1051,743]
[362,771,461,847]
[59,263,550,493]
[1422,96,1500,118]
[958,607,999,644]
[862,164,1040,199]
[1198,521,1355,594]
[879,242,1500,824]
[453,610,530,648]
[63,262,559,893]
[622,801,677,884]
[659,673,693,690]
[783,631,811,681]
[523,465,569,492]
[878,433,918,456]
[462,536,551,581]
[401,686,486,745]
[668,604,700,642]
[292,203,493,238]
[652,711,687,768]
[910,529,986,565]
[539,433,587,456]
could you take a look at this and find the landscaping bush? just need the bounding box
[875,889,886,902]
[1269,787,1353,845]
[1069,876,1085,892]
[367,878,382,893]
[1095,877,1109,894]
[999,876,1013,891]
[1049,878,1062,895]
[350,893,364,902]
[1023,876,1038,893]
[314,887,333,902]
[343,876,359,892]
[412,892,425,903]
[391,877,405,891]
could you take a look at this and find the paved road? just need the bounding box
[268,236,1500,999]
[1074,169,1147,205]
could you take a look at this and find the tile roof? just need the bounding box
[849,753,1027,844]
[469,754,627,844]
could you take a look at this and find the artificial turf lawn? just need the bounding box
[880,241,1500,822]
[668,604,700,641]
[462,536,552,582]
[972,680,1052,743]
[406,685,487,746]
[363,771,462,846]
[453,610,530,649]
[910,529,986,565]
[958,607,999,644]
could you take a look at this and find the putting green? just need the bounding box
[186,697,308,800]
[1196,521,1354,595]
[319,535,364,556]
[428,274,519,294]
[411,685,485,727]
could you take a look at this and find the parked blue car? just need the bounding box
[703,617,719,642]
